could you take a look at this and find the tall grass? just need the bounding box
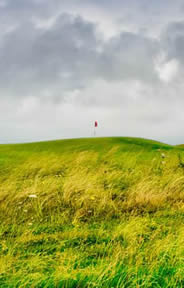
[0,137,184,287]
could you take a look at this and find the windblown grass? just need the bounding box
[0,137,184,287]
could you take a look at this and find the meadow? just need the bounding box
[1,137,184,287]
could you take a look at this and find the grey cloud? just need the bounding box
[99,32,158,82]
[163,21,184,62]
[0,0,180,105]
[0,12,160,102]
[0,14,99,98]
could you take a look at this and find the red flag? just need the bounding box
[95,121,98,127]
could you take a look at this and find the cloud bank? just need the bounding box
[0,0,184,143]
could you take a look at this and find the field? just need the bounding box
[1,137,184,287]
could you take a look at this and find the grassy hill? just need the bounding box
[1,137,184,287]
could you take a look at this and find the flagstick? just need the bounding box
[94,121,98,137]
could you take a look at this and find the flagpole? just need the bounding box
[94,121,98,137]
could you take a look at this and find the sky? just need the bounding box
[1,0,184,144]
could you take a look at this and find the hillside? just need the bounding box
[1,137,184,287]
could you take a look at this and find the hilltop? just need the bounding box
[1,137,184,287]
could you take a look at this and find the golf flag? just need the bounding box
[95,121,98,127]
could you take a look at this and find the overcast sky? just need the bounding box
[1,0,184,144]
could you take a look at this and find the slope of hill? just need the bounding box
[0,137,184,287]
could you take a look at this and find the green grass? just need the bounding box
[1,137,184,287]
